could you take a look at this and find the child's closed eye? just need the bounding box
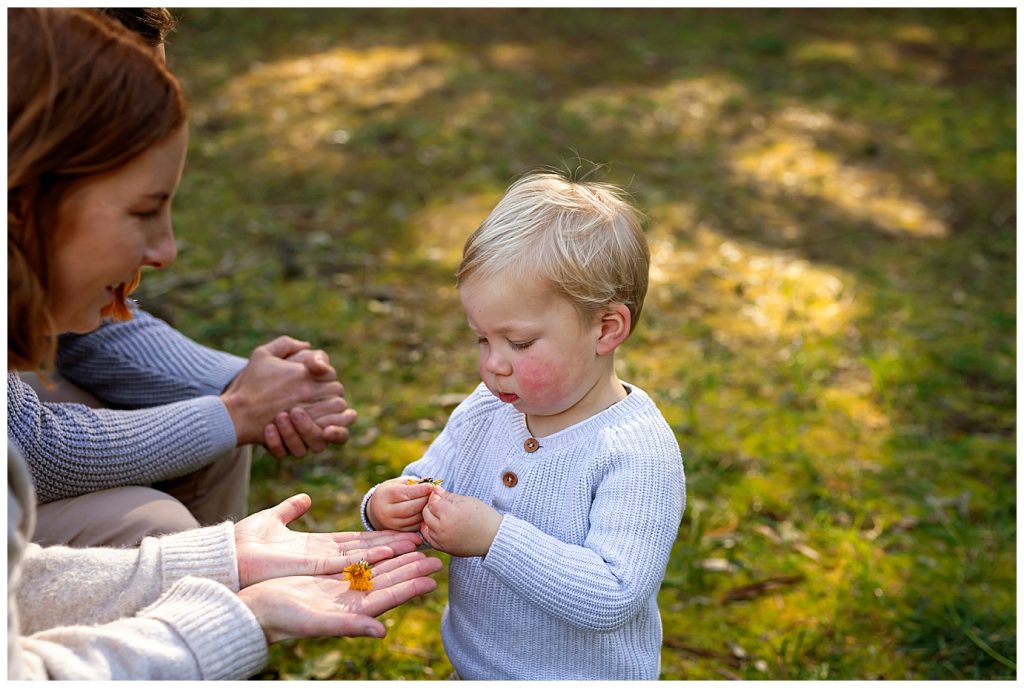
[509,339,535,351]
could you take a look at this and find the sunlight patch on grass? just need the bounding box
[793,39,862,65]
[224,43,454,110]
[204,43,455,162]
[731,133,948,238]
[561,74,746,138]
[818,386,891,436]
[890,24,940,45]
[710,238,854,341]
[792,37,944,82]
[407,193,498,267]
[647,207,860,343]
[485,42,534,68]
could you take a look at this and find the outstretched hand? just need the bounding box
[237,551,443,643]
[234,493,425,589]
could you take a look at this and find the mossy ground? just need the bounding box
[144,8,1015,679]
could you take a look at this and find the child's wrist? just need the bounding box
[362,488,381,530]
[479,511,503,557]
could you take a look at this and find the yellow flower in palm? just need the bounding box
[343,559,374,591]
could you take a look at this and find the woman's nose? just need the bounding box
[143,224,177,269]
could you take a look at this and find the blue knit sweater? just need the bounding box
[362,382,685,679]
[7,308,246,504]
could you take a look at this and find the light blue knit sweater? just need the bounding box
[362,382,685,680]
[7,307,246,504]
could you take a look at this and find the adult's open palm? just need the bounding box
[235,493,425,588]
[237,551,443,643]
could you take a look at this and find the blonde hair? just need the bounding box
[457,171,649,333]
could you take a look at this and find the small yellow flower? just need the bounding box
[405,477,443,485]
[343,559,374,591]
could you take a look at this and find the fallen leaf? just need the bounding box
[792,543,821,561]
[432,393,468,407]
[352,426,380,447]
[753,523,782,544]
[662,637,742,667]
[721,574,804,603]
[697,558,740,573]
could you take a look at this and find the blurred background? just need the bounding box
[145,8,1015,679]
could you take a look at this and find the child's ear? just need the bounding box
[595,303,631,356]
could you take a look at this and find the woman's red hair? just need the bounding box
[7,8,187,373]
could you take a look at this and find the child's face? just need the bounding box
[459,273,610,429]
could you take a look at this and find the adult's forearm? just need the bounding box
[17,523,240,633]
[56,307,246,407]
[12,577,267,680]
[8,374,237,503]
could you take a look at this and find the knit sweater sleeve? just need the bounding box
[17,523,242,634]
[7,444,267,680]
[481,433,685,631]
[7,372,237,504]
[359,395,468,531]
[13,576,268,680]
[56,306,247,407]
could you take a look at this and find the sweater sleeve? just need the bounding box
[481,442,685,631]
[7,446,266,680]
[360,410,461,531]
[13,576,268,680]
[17,522,241,634]
[7,372,238,504]
[56,306,247,408]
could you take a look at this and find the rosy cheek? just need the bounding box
[514,356,567,406]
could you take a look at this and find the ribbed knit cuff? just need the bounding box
[141,576,267,680]
[360,485,379,531]
[192,395,239,455]
[206,353,248,395]
[158,521,240,591]
[481,514,533,578]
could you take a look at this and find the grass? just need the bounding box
[143,8,1015,679]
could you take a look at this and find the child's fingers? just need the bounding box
[421,501,441,530]
[400,483,438,499]
[386,512,425,530]
[385,496,430,519]
[419,522,441,551]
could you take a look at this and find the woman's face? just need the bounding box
[49,126,189,333]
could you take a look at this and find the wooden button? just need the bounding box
[501,471,518,488]
[523,438,540,453]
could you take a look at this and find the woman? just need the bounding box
[9,1,354,544]
[7,8,442,679]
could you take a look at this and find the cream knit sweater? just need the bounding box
[7,443,268,679]
[362,382,685,679]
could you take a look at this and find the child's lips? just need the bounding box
[498,392,519,403]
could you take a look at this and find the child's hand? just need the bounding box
[367,477,437,531]
[421,488,502,557]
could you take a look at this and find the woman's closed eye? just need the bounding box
[131,206,163,220]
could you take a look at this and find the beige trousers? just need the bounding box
[24,371,252,547]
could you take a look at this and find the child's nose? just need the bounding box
[484,349,511,376]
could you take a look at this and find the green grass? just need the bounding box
[147,8,1015,679]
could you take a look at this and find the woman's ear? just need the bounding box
[595,303,632,356]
